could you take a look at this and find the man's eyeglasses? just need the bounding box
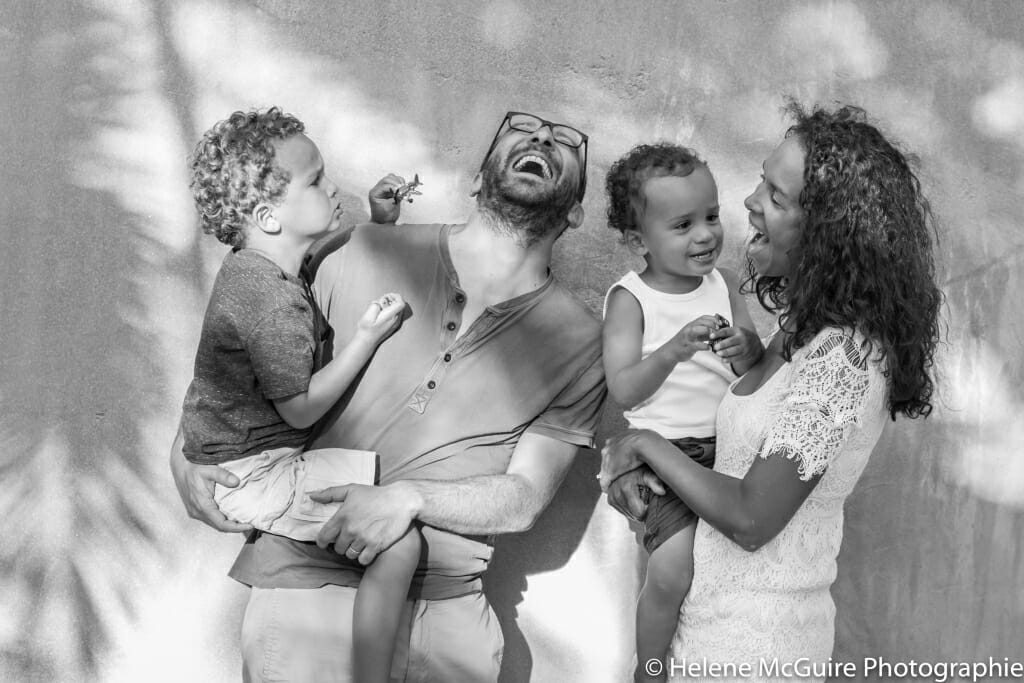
[480,111,589,200]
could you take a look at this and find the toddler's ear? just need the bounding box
[624,230,647,257]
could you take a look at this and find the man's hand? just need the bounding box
[310,482,420,565]
[368,173,407,224]
[605,466,666,522]
[169,436,253,533]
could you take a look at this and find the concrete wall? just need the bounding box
[2,1,1023,680]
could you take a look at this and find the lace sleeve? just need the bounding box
[760,329,874,481]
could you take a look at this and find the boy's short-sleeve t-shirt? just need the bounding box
[181,248,321,464]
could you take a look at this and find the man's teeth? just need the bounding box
[513,155,552,179]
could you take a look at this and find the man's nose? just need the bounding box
[531,125,555,146]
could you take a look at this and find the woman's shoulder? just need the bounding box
[797,326,878,373]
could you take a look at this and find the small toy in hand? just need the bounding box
[709,314,731,352]
[392,174,423,204]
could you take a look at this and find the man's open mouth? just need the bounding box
[512,154,553,180]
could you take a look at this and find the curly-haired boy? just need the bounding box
[180,107,418,683]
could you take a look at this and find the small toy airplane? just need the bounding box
[392,174,423,204]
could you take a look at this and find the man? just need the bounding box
[170,111,606,681]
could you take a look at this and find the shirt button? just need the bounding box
[443,353,452,362]
[427,380,436,389]
[446,322,456,331]
[455,294,465,304]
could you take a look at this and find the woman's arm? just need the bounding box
[603,429,819,551]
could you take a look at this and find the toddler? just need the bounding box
[600,143,763,682]
[180,107,419,683]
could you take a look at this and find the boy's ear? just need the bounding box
[469,172,482,198]
[253,202,281,235]
[624,229,647,256]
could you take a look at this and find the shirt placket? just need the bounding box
[407,286,469,414]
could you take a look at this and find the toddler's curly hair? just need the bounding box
[189,107,305,247]
[605,143,707,238]
[748,102,943,420]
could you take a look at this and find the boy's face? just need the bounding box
[630,167,723,287]
[270,134,344,240]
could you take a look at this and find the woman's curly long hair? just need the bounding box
[605,142,706,238]
[189,107,305,247]
[747,102,943,419]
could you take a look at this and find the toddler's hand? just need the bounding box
[368,174,407,224]
[356,293,406,344]
[665,314,722,362]
[709,324,764,370]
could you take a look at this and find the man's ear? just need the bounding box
[565,202,584,231]
[469,172,482,198]
[624,229,647,256]
[253,203,281,235]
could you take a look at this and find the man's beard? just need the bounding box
[476,152,578,248]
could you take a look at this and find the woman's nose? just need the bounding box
[743,189,758,212]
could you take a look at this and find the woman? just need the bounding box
[602,103,942,681]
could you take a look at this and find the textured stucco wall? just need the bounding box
[2,1,1023,681]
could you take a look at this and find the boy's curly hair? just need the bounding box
[605,143,706,238]
[189,107,305,247]
[747,102,943,420]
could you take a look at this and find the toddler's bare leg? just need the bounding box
[353,526,422,683]
[635,524,695,683]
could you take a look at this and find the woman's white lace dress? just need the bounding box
[669,328,889,682]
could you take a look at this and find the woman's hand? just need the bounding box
[600,429,660,488]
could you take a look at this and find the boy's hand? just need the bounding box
[664,314,722,363]
[605,466,665,522]
[355,293,406,344]
[709,324,764,370]
[368,174,407,224]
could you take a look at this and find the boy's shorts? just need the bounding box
[214,446,377,542]
[642,436,716,554]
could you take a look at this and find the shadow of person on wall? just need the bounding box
[484,450,603,683]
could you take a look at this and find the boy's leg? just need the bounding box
[635,524,695,683]
[353,527,422,683]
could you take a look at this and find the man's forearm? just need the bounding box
[397,473,545,536]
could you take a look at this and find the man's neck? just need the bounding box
[449,211,554,306]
